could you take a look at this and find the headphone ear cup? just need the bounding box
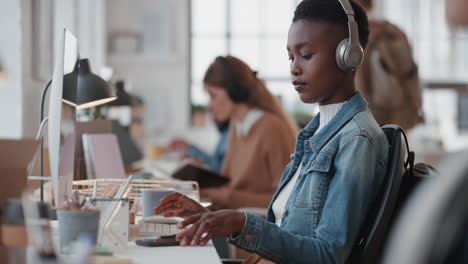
[226,82,239,103]
[227,82,249,103]
[218,56,249,103]
[336,38,351,72]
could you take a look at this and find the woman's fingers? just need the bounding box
[190,220,212,246]
[154,200,181,214]
[199,233,213,246]
[178,213,201,229]
[159,192,182,204]
[179,223,199,246]
[176,214,204,246]
[175,226,193,242]
[162,211,178,218]
[163,209,197,218]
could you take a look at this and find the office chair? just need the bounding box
[346,124,408,264]
[382,150,468,264]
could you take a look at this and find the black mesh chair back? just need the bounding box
[347,124,408,264]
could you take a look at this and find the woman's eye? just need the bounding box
[288,56,294,62]
[302,54,313,60]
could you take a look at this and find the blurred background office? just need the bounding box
[2,0,468,262]
[1,0,468,168]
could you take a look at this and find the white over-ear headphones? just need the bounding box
[336,0,364,72]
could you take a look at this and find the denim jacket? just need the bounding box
[187,126,229,174]
[229,92,389,264]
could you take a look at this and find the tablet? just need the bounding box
[136,236,180,247]
[172,164,230,188]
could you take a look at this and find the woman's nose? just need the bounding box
[290,60,302,76]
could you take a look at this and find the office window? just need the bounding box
[381,0,468,151]
[381,0,468,80]
[190,0,310,115]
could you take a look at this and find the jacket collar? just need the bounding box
[301,92,368,152]
[235,108,264,137]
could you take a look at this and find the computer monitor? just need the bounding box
[48,29,79,207]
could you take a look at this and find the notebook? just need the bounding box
[82,134,126,179]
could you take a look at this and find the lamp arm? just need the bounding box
[39,79,52,202]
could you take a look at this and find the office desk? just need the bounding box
[50,220,222,264]
[115,241,222,264]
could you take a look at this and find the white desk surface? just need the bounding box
[115,241,222,264]
[51,220,221,264]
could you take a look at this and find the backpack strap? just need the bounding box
[399,128,415,174]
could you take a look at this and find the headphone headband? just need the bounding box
[336,0,364,72]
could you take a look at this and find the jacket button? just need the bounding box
[283,210,288,216]
[245,233,253,244]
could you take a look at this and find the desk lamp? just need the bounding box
[107,80,133,128]
[38,58,116,201]
[109,80,132,106]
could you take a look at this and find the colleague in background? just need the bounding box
[354,0,423,130]
[168,119,230,174]
[198,55,298,209]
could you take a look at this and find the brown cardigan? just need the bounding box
[220,112,296,209]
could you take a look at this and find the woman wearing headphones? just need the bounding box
[156,1,389,263]
[199,55,298,210]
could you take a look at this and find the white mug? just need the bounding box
[141,189,174,217]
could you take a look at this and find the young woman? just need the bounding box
[189,56,297,209]
[156,1,389,263]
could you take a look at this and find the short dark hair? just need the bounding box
[293,0,369,48]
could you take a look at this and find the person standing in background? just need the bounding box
[354,0,424,130]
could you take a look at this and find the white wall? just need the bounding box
[0,0,23,138]
[75,0,107,72]
[54,0,106,76]
[0,0,107,139]
[80,0,106,72]
[1,0,190,139]
[105,0,191,137]
[22,0,50,139]
[0,0,38,139]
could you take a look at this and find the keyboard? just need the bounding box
[137,215,184,237]
[138,222,179,237]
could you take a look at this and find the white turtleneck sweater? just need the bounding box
[272,102,346,226]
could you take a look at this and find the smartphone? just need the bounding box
[135,235,180,247]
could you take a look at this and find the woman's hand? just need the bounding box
[154,192,209,218]
[175,210,246,247]
[167,139,190,154]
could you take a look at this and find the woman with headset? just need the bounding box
[197,55,298,210]
[156,1,389,263]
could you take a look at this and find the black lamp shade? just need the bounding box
[63,58,116,109]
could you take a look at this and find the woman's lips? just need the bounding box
[292,81,306,92]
